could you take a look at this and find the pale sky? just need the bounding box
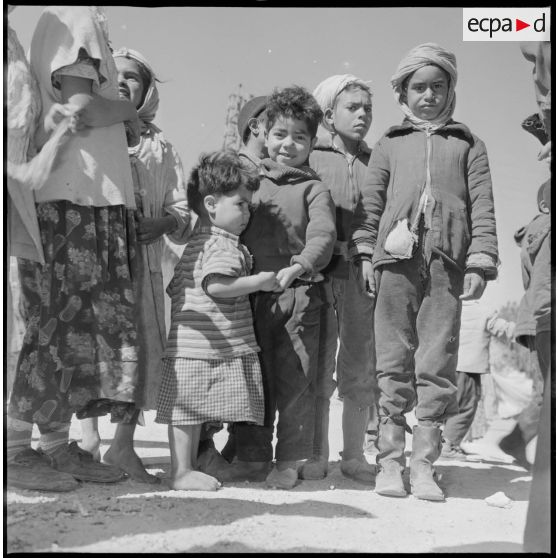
[8,6,551,310]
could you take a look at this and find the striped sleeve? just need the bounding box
[200,240,246,293]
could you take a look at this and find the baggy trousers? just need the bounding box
[374,252,462,426]
[235,283,323,462]
[315,264,377,407]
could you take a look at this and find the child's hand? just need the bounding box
[460,269,486,301]
[136,215,176,244]
[256,271,280,292]
[275,264,304,291]
[357,259,376,298]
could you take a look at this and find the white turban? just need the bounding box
[391,43,457,131]
[313,74,372,134]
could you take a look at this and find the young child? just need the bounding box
[302,75,376,483]
[197,95,269,471]
[156,151,276,491]
[225,85,336,490]
[78,47,191,483]
[349,43,499,501]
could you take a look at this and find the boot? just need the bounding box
[409,425,445,502]
[299,397,330,480]
[374,422,407,497]
[339,398,375,484]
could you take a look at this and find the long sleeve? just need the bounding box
[465,138,499,279]
[290,186,336,275]
[349,138,390,262]
[161,140,190,244]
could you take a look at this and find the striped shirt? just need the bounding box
[164,226,260,359]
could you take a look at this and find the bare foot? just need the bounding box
[170,470,220,491]
[103,446,160,484]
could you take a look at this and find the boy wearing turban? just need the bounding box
[350,43,499,501]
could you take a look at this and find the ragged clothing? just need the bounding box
[350,120,499,279]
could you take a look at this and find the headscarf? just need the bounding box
[113,47,160,134]
[313,74,372,134]
[391,43,457,133]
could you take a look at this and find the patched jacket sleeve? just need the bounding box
[162,141,191,244]
[290,184,336,275]
[349,138,389,262]
[465,138,499,279]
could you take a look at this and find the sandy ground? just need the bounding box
[6,397,531,553]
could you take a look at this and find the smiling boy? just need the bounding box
[224,85,336,489]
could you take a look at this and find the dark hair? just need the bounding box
[265,85,323,138]
[402,63,450,92]
[187,150,260,216]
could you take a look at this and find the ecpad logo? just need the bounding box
[463,8,550,41]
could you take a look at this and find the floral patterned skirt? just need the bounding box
[8,201,140,428]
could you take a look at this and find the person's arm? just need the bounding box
[464,138,499,282]
[160,141,191,244]
[136,214,180,244]
[289,186,336,277]
[205,271,279,298]
[59,75,141,144]
[349,138,390,295]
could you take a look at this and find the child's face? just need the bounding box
[328,87,372,142]
[265,116,316,168]
[205,184,253,236]
[115,57,146,109]
[404,65,449,121]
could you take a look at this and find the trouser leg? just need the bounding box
[443,372,481,446]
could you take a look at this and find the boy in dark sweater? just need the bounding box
[227,85,336,489]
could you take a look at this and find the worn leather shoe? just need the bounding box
[7,448,79,492]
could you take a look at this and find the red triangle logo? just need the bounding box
[516,19,530,31]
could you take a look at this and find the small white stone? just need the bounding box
[329,485,335,490]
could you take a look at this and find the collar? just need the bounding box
[261,158,321,182]
[238,146,262,168]
[198,225,241,243]
[314,133,372,157]
[385,119,474,143]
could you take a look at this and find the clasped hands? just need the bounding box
[255,263,304,293]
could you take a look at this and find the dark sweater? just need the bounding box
[242,158,336,278]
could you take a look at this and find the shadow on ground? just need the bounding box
[433,541,523,553]
[436,462,530,501]
[7,477,374,552]
[185,541,362,553]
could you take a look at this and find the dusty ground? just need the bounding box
[6,397,531,553]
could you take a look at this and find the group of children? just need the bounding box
[156,42,499,501]
[7,6,501,503]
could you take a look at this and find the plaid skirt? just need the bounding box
[156,354,265,426]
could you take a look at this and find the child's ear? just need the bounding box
[324,108,335,130]
[308,136,318,153]
[203,194,217,215]
[247,118,260,136]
